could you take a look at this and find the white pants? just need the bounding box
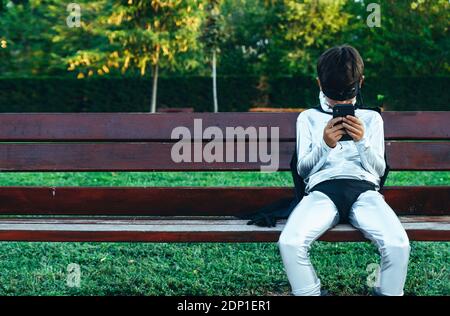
[278,190,410,296]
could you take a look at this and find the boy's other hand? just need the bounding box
[323,117,346,148]
[342,115,364,141]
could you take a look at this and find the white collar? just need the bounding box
[319,91,357,113]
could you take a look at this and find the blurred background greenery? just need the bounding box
[0,0,448,112]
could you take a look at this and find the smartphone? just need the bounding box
[332,104,355,141]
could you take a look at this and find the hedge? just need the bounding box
[0,76,448,112]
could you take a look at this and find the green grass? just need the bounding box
[0,170,448,187]
[0,171,448,296]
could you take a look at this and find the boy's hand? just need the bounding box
[342,115,364,141]
[323,117,346,148]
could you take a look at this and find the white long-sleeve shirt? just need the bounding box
[296,93,386,194]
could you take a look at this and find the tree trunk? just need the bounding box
[151,63,159,113]
[212,50,218,113]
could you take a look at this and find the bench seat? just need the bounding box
[0,216,448,242]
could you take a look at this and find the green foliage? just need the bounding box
[343,0,450,77]
[1,0,448,78]
[0,0,61,76]
[218,0,284,76]
[199,0,225,53]
[279,0,351,76]
[56,0,206,78]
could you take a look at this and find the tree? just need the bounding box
[0,0,60,77]
[219,0,278,76]
[64,0,205,112]
[0,0,448,84]
[343,0,449,77]
[199,0,226,112]
[278,0,350,76]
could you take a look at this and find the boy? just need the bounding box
[277,45,410,296]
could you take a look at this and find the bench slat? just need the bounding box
[0,216,447,242]
[0,186,447,216]
[0,112,448,141]
[0,141,448,171]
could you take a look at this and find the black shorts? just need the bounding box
[309,179,376,224]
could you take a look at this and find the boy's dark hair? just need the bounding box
[317,45,364,101]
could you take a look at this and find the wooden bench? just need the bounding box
[0,111,448,242]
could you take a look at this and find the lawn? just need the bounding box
[0,171,448,296]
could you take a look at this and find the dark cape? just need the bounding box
[238,104,390,227]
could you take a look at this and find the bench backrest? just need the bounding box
[0,111,448,171]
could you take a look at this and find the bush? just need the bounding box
[0,76,448,112]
